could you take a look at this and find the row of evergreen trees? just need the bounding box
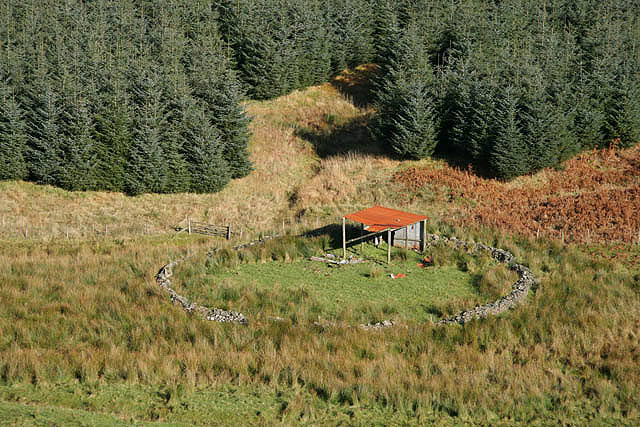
[216,0,376,99]
[370,0,640,178]
[0,0,251,194]
[214,0,640,179]
[2,0,639,191]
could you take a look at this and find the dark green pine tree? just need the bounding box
[212,73,253,179]
[520,94,569,172]
[543,84,580,167]
[327,0,353,72]
[232,4,292,99]
[572,67,608,150]
[489,86,528,180]
[25,79,64,186]
[126,71,170,195]
[180,103,230,193]
[612,79,640,147]
[576,14,623,149]
[161,75,192,194]
[385,75,437,159]
[448,73,497,164]
[343,0,376,67]
[605,62,640,147]
[188,26,252,179]
[372,0,402,89]
[466,81,497,163]
[0,86,28,181]
[436,69,466,156]
[162,122,191,194]
[371,23,437,159]
[58,99,99,191]
[93,98,134,193]
[293,2,331,86]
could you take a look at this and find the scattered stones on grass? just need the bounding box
[360,319,395,330]
[310,254,365,265]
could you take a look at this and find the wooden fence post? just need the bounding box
[387,229,391,264]
[226,225,231,240]
[342,217,346,259]
[188,217,191,235]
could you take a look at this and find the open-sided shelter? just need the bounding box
[342,206,428,263]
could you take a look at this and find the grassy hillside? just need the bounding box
[1,67,640,425]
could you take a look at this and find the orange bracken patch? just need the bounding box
[394,144,640,244]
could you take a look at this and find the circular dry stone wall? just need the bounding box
[154,233,537,327]
[424,234,537,325]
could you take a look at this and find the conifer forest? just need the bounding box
[1,0,639,190]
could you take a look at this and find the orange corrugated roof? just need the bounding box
[344,206,428,232]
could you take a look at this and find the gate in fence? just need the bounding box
[177,218,231,239]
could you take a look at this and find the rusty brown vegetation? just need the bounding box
[395,144,640,245]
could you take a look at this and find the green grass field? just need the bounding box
[173,240,513,324]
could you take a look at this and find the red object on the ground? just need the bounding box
[395,273,406,279]
[418,256,434,269]
[344,205,428,232]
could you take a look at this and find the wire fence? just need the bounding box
[0,216,164,240]
[0,215,312,242]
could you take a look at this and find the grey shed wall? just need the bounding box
[391,221,424,249]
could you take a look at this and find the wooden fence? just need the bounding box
[181,218,231,239]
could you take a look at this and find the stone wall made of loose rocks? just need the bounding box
[155,261,248,325]
[154,232,536,328]
[360,320,395,330]
[425,234,538,325]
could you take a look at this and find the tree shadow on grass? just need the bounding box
[294,113,384,158]
[330,64,379,109]
[431,147,497,179]
[303,223,361,251]
[295,64,384,158]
